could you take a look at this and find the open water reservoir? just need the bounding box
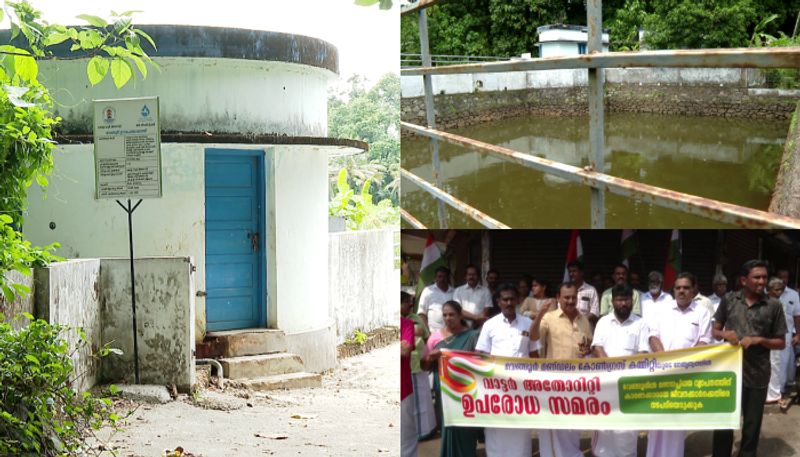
[402,113,788,228]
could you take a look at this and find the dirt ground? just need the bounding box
[95,343,400,457]
[418,399,800,457]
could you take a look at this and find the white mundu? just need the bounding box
[646,300,712,457]
[591,312,651,457]
[538,429,583,457]
[476,313,539,457]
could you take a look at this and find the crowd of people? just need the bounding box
[400,259,798,457]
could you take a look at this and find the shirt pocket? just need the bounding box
[624,332,638,352]
[512,331,530,355]
[678,322,700,346]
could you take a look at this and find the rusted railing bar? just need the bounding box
[401,168,510,229]
[401,121,800,229]
[400,208,427,229]
[401,47,800,76]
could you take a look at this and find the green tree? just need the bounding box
[642,0,758,49]
[329,73,400,206]
[0,0,156,301]
[401,0,800,54]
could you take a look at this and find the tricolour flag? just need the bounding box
[620,229,638,268]
[563,230,584,283]
[415,233,448,311]
[663,229,681,290]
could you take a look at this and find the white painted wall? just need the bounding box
[265,146,331,334]
[35,259,103,393]
[25,143,208,340]
[329,229,398,344]
[100,257,196,391]
[39,57,334,136]
[25,142,335,344]
[401,68,748,97]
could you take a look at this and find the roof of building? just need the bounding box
[0,24,339,74]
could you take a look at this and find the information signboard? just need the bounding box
[93,97,162,199]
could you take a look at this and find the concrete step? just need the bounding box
[220,353,304,380]
[240,372,322,390]
[198,328,287,358]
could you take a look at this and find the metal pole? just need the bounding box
[118,198,143,384]
[587,0,605,228]
[419,9,447,228]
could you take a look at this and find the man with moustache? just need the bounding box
[418,266,454,332]
[453,264,491,328]
[600,264,641,317]
[712,260,787,457]
[535,282,593,457]
[640,271,673,320]
[567,260,600,325]
[592,283,650,457]
[646,272,713,457]
[475,283,540,457]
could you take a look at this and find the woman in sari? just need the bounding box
[423,300,480,457]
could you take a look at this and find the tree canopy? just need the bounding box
[328,73,400,229]
[401,0,800,56]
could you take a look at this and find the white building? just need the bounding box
[536,24,610,58]
[23,25,365,381]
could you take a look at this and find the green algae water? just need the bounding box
[401,113,788,228]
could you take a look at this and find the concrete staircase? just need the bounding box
[197,329,321,390]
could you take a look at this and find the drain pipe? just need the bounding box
[196,359,224,389]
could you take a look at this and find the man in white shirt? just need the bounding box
[766,277,800,405]
[646,272,713,457]
[708,274,728,312]
[640,271,673,320]
[567,260,600,325]
[453,264,491,328]
[777,269,800,391]
[418,266,454,332]
[592,283,650,457]
[476,283,540,457]
[693,287,715,316]
[600,264,641,317]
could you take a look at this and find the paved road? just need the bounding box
[418,401,800,456]
[96,343,400,457]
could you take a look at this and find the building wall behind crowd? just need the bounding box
[448,230,795,294]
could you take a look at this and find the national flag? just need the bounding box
[663,229,681,290]
[620,229,638,268]
[415,233,448,312]
[563,230,584,283]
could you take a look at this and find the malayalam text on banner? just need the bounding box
[439,344,742,430]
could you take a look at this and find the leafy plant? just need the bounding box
[329,168,399,230]
[0,214,60,302]
[345,329,369,345]
[354,0,393,10]
[749,14,800,89]
[0,1,156,304]
[0,315,122,456]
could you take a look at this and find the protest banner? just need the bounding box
[440,344,741,430]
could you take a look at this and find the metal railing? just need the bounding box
[400,0,800,229]
[401,53,511,68]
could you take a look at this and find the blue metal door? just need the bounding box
[204,149,265,331]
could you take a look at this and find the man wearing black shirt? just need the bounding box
[712,259,787,457]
